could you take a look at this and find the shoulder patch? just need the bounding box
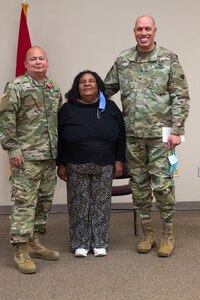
[1,81,10,100]
[1,91,7,101]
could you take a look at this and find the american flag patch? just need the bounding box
[1,91,7,100]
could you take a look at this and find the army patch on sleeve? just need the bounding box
[1,91,7,101]
[1,81,10,101]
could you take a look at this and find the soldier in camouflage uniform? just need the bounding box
[104,16,190,257]
[0,46,63,273]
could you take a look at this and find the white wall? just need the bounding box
[0,0,199,206]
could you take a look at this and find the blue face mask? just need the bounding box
[97,91,106,119]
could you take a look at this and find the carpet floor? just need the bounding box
[0,210,200,300]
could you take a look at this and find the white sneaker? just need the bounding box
[75,248,88,257]
[93,248,107,257]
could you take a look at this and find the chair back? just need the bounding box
[112,164,131,196]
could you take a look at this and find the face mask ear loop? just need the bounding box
[97,91,106,119]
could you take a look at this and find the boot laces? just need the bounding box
[142,224,153,241]
[162,226,172,244]
[16,244,30,261]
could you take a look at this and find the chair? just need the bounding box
[112,164,138,236]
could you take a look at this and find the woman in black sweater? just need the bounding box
[57,70,126,257]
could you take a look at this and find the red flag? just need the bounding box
[16,1,32,77]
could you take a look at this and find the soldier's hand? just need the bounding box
[167,134,181,149]
[9,156,24,168]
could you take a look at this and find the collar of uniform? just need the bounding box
[129,43,159,63]
[25,73,48,88]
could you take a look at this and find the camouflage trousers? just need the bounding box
[66,163,113,251]
[10,160,56,244]
[126,137,175,223]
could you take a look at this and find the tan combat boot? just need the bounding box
[14,243,36,274]
[158,223,174,257]
[28,232,60,261]
[137,219,156,254]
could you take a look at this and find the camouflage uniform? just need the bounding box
[105,44,190,222]
[0,73,63,243]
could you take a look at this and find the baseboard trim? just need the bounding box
[1,201,200,215]
[111,202,200,211]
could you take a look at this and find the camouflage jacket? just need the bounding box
[0,73,63,160]
[104,44,190,138]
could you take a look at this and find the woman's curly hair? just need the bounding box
[65,70,106,102]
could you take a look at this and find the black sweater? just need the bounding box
[57,98,126,165]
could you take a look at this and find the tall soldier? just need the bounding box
[104,16,190,257]
[0,46,63,273]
